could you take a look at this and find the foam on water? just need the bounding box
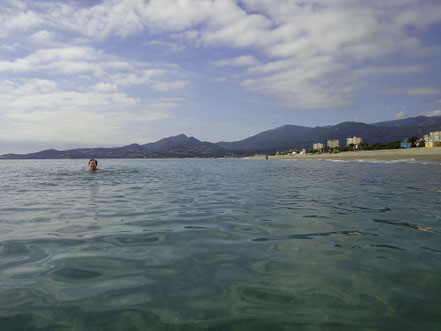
[325,158,441,166]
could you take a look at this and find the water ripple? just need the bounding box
[252,230,375,242]
[0,159,441,329]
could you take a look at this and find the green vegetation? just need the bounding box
[369,141,401,150]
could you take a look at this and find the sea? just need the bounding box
[1,158,440,330]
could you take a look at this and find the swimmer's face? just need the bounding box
[89,160,97,171]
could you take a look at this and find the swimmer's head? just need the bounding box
[88,159,97,171]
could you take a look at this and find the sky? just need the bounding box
[1,0,441,154]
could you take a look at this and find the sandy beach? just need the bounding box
[251,147,441,162]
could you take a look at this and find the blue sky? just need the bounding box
[1,0,441,153]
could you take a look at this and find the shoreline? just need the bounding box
[248,148,441,162]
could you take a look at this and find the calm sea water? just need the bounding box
[0,158,440,330]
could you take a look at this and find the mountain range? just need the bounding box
[1,115,441,159]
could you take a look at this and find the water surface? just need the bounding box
[1,159,440,330]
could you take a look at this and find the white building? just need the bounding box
[346,136,362,146]
[424,131,441,148]
[327,139,340,148]
[313,143,324,150]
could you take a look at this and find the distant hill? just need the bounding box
[371,115,441,127]
[1,115,440,159]
[1,134,231,159]
[214,116,441,153]
[217,125,312,152]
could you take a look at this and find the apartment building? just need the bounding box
[424,131,441,147]
[313,143,324,150]
[327,139,340,148]
[346,136,362,146]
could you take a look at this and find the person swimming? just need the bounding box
[88,159,102,172]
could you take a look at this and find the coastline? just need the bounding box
[248,147,441,162]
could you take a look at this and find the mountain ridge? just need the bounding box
[1,115,441,159]
[0,134,230,159]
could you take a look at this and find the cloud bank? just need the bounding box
[0,0,440,150]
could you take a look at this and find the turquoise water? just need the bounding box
[1,158,440,330]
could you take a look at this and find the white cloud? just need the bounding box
[0,47,191,92]
[421,109,441,117]
[131,0,438,109]
[110,69,166,87]
[2,90,136,113]
[1,6,44,36]
[215,55,261,67]
[1,0,440,111]
[152,80,190,92]
[0,78,180,145]
[395,111,406,119]
[28,30,58,45]
[0,108,173,145]
[0,79,59,96]
[93,82,118,92]
[0,43,191,144]
[352,65,423,78]
[71,1,146,40]
[241,55,350,109]
[0,43,20,52]
[0,47,98,73]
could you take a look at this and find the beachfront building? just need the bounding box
[313,143,324,150]
[424,131,441,147]
[346,136,362,146]
[327,139,339,148]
